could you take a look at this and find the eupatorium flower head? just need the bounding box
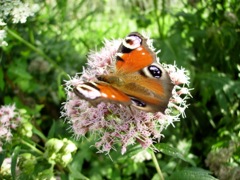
[62,33,191,154]
[0,104,22,152]
[0,0,40,47]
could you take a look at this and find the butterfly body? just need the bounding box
[74,32,173,113]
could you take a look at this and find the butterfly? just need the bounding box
[74,32,174,113]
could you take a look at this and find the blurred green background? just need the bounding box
[0,0,239,179]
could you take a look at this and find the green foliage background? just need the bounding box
[0,0,240,179]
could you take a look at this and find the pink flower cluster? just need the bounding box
[0,104,21,152]
[62,34,191,154]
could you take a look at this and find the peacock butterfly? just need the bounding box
[74,32,173,113]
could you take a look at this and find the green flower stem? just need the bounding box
[153,0,161,38]
[153,0,166,39]
[151,150,164,180]
[20,139,43,155]
[6,28,68,78]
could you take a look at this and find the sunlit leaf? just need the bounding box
[156,143,195,166]
[168,168,217,180]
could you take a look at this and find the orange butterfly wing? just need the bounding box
[74,32,173,113]
[74,82,131,105]
[116,32,155,73]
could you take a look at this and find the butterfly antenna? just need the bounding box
[128,106,134,116]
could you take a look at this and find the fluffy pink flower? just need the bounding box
[0,104,22,151]
[61,33,192,154]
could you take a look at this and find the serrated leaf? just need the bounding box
[7,59,34,92]
[155,143,195,166]
[223,80,240,101]
[168,168,218,180]
[197,72,235,112]
[122,145,143,158]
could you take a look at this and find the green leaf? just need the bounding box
[68,164,89,180]
[57,72,67,99]
[7,59,34,93]
[36,168,55,180]
[0,152,6,167]
[223,80,240,101]
[120,144,143,159]
[11,146,21,180]
[168,168,218,180]
[155,143,195,166]
[197,72,235,113]
[33,158,52,177]
[47,120,56,139]
[32,125,47,141]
